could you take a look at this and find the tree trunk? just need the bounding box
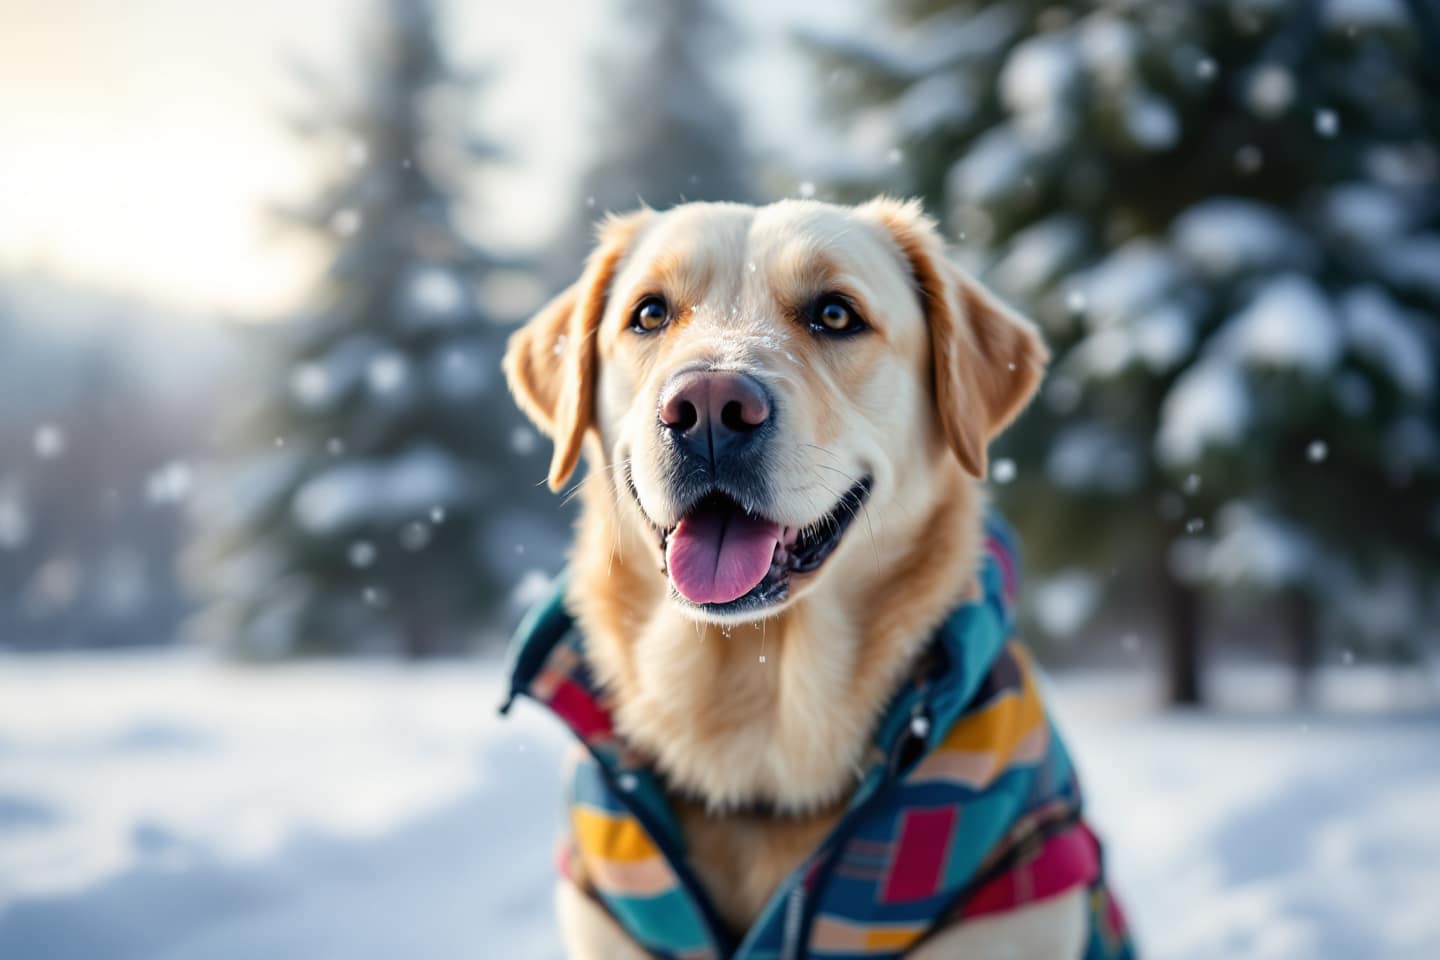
[402,599,435,659]
[1283,588,1320,707]
[1158,535,1205,707]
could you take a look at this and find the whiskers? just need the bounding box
[775,444,884,572]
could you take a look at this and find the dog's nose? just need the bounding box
[659,370,772,463]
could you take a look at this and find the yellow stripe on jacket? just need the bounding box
[906,644,1049,789]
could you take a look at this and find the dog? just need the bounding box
[501,198,1131,959]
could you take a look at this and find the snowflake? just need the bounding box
[33,424,66,459]
[291,363,331,408]
[1246,65,1295,118]
[510,426,539,456]
[367,353,408,394]
[408,268,464,316]
[330,209,362,236]
[349,541,378,569]
[145,462,192,504]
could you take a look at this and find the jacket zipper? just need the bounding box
[779,703,933,958]
[780,883,806,960]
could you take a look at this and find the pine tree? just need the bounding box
[192,0,543,658]
[552,0,756,275]
[807,0,1440,704]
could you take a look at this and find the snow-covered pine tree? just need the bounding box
[551,0,756,276]
[191,0,543,658]
[806,0,1440,703]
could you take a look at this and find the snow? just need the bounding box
[1071,303,1194,379]
[144,462,193,505]
[1223,275,1342,376]
[329,209,362,237]
[365,351,409,395]
[1339,287,1434,399]
[1124,92,1179,151]
[1001,36,1077,115]
[948,128,1031,205]
[796,2,1021,87]
[33,424,67,460]
[1076,15,1138,87]
[2,653,1438,960]
[404,268,466,321]
[1157,362,1252,465]
[893,72,977,137]
[1322,184,1409,243]
[1078,242,1181,326]
[1204,501,1315,588]
[1031,570,1101,637]
[1322,0,1412,30]
[1131,304,1195,371]
[1245,64,1296,118]
[1000,36,1078,146]
[989,215,1086,297]
[1172,198,1311,277]
[289,363,332,410]
[291,446,471,536]
[1378,234,1440,303]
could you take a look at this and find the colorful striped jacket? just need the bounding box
[501,517,1134,959]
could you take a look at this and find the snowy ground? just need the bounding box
[1,653,1437,960]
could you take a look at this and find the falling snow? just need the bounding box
[330,209,362,236]
[33,424,67,459]
[349,540,378,568]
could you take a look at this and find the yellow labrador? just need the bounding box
[505,198,1091,958]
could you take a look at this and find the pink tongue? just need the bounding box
[666,503,782,605]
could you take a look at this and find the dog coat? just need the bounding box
[501,517,1134,960]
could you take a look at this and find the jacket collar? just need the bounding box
[500,515,1021,806]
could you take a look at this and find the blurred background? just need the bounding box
[1,0,1437,957]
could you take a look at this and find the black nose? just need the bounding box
[659,370,772,466]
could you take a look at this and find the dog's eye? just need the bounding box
[810,294,864,335]
[630,295,669,333]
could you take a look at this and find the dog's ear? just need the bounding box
[504,210,651,491]
[860,197,1048,479]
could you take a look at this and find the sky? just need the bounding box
[0,0,851,320]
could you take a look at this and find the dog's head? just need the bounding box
[505,198,1045,623]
